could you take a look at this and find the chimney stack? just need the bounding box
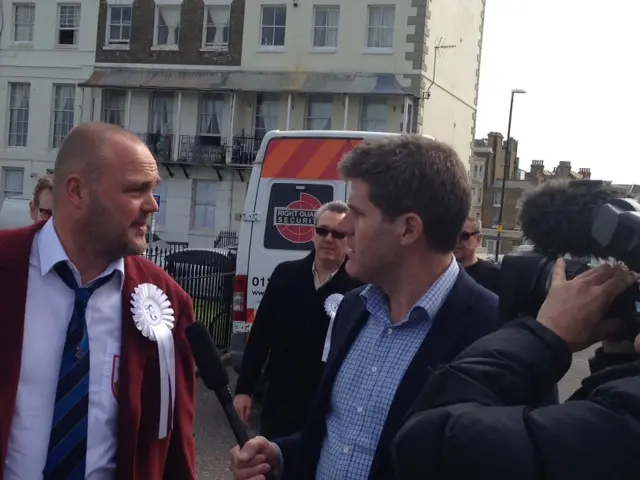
[555,161,572,179]
[578,167,591,179]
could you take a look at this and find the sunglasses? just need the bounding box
[459,231,479,241]
[315,226,346,240]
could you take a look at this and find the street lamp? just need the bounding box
[494,88,527,261]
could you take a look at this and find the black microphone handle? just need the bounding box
[216,386,277,480]
[221,399,251,446]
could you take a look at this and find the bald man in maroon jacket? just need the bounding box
[0,123,196,480]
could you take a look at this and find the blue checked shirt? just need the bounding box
[315,258,459,479]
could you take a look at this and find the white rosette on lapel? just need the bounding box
[322,293,344,362]
[130,283,176,439]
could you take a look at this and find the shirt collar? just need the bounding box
[37,218,125,289]
[360,255,459,321]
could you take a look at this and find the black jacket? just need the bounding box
[392,317,640,480]
[275,268,502,480]
[235,251,361,438]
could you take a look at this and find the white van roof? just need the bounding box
[252,130,434,166]
[0,197,32,229]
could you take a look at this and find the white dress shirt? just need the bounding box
[4,219,125,480]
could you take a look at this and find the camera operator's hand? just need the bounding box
[537,258,637,352]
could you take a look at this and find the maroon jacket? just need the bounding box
[0,222,196,479]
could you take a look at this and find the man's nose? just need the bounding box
[146,192,160,213]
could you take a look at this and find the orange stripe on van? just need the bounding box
[261,138,363,180]
[260,139,305,178]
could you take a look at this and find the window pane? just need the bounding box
[14,4,35,42]
[360,97,387,131]
[273,26,285,45]
[122,6,132,22]
[192,180,217,229]
[52,85,76,148]
[262,6,275,25]
[3,168,24,197]
[111,6,122,21]
[8,83,30,147]
[274,7,286,25]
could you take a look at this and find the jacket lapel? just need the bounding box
[0,223,43,469]
[115,258,152,476]
[317,295,368,411]
[370,269,477,475]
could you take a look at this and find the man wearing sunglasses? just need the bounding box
[234,200,362,440]
[29,174,54,223]
[454,216,501,295]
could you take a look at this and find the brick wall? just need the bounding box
[95,0,244,66]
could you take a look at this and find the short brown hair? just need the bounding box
[339,135,471,253]
[33,174,54,205]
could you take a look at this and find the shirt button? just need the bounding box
[387,328,393,335]
[371,366,377,373]
[343,446,349,453]
[357,407,363,413]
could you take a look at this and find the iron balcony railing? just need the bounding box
[136,133,263,166]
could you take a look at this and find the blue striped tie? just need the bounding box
[43,262,115,480]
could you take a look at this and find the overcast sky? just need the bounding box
[475,0,638,183]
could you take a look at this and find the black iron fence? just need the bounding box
[214,230,238,248]
[144,241,237,351]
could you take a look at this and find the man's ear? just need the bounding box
[398,213,423,246]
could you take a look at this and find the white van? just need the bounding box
[229,130,429,372]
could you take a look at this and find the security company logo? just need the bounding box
[274,193,322,243]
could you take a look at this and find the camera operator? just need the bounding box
[391,258,640,479]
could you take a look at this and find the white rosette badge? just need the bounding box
[322,293,344,362]
[131,283,176,439]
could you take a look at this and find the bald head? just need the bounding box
[54,122,144,194]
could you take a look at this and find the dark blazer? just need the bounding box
[236,250,362,439]
[275,266,501,480]
[0,222,196,480]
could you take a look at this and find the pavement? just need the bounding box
[194,347,596,478]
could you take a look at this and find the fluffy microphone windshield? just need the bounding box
[520,180,625,258]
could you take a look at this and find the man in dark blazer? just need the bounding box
[233,201,362,439]
[0,123,196,479]
[230,135,502,480]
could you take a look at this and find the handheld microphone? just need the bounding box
[186,322,277,480]
[185,322,250,445]
[520,179,625,259]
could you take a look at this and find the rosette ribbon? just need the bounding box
[131,283,176,439]
[322,293,344,362]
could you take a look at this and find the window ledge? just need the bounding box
[200,46,229,52]
[189,228,217,236]
[257,46,285,53]
[103,44,130,50]
[362,47,393,55]
[10,42,33,49]
[55,44,79,50]
[6,146,28,150]
[151,45,179,51]
[309,46,337,54]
